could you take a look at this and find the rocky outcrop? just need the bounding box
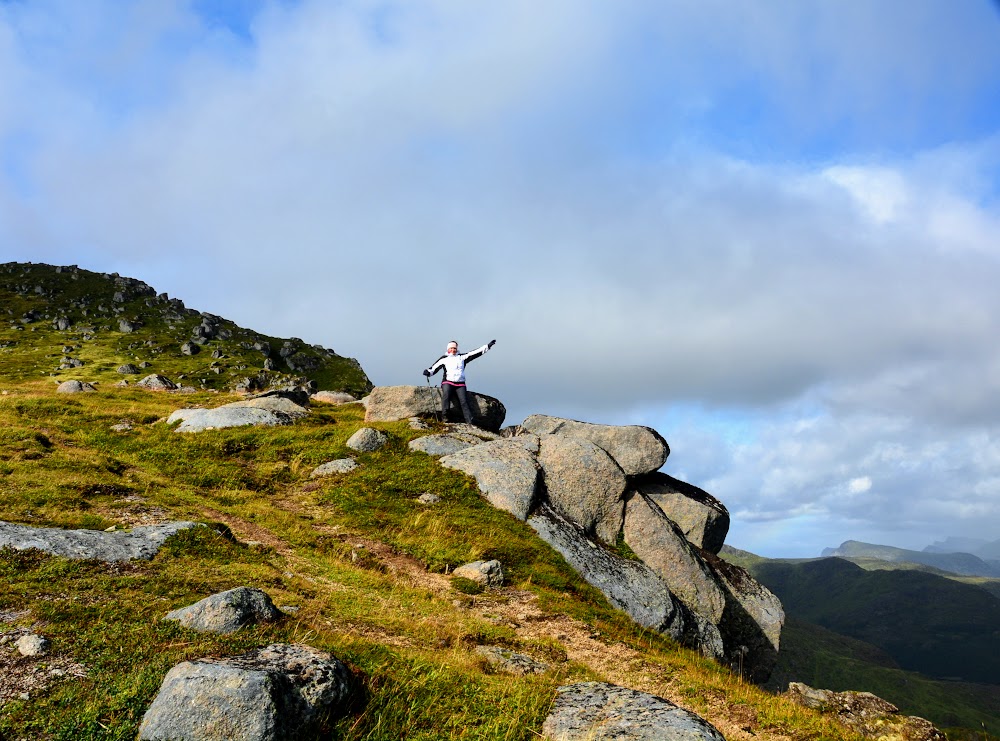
[139,644,352,741]
[364,385,506,431]
[631,473,729,554]
[538,435,627,544]
[541,682,726,741]
[414,403,783,682]
[622,492,726,624]
[165,588,284,634]
[785,683,945,741]
[0,521,201,562]
[521,414,669,476]
[702,551,784,683]
[528,505,688,642]
[440,439,541,520]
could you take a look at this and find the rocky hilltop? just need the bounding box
[0,262,372,397]
[0,264,946,740]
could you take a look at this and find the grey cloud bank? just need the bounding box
[3,1,1000,557]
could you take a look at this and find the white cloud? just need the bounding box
[3,0,1000,556]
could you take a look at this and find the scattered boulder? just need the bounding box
[56,380,95,393]
[167,406,294,432]
[117,363,140,374]
[439,439,541,521]
[16,633,51,657]
[364,385,506,431]
[119,319,136,333]
[180,341,200,356]
[165,588,283,634]
[311,391,357,404]
[417,492,441,504]
[785,683,945,741]
[138,643,352,741]
[528,505,687,643]
[538,435,627,543]
[310,459,357,477]
[621,492,726,624]
[452,559,504,587]
[631,473,729,554]
[475,645,548,675]
[0,521,201,562]
[541,682,725,741]
[137,374,178,391]
[53,317,71,331]
[346,427,389,452]
[521,414,669,476]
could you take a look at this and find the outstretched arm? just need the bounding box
[461,340,495,364]
[423,355,447,377]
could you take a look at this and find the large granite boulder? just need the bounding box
[165,588,283,634]
[521,415,669,476]
[528,505,686,642]
[439,439,541,521]
[702,552,784,683]
[138,644,352,741]
[167,406,294,432]
[621,492,726,624]
[541,682,726,741]
[0,521,201,562]
[631,473,729,554]
[538,435,627,544]
[364,385,506,431]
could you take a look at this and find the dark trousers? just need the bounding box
[441,383,473,424]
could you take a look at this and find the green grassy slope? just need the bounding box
[0,386,859,737]
[1,262,372,396]
[769,618,1000,737]
[721,548,1000,737]
[753,557,1000,684]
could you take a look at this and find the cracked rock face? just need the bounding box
[538,435,627,544]
[541,682,726,741]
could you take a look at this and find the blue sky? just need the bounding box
[3,1,1000,557]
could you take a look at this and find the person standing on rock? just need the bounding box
[423,340,495,425]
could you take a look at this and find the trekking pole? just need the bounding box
[425,374,443,424]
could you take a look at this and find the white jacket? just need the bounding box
[425,344,490,384]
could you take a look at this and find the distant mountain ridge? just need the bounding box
[924,536,1000,561]
[721,545,1000,734]
[821,539,1000,577]
[0,262,372,396]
